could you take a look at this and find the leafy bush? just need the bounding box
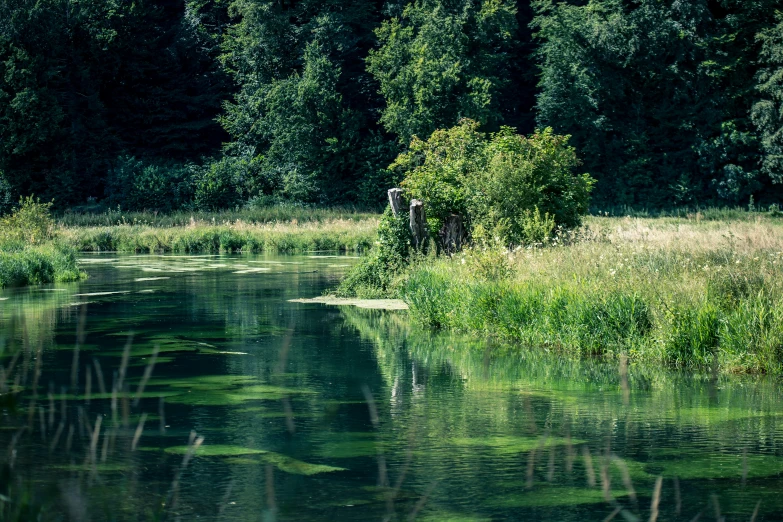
[0,244,83,288]
[336,208,413,298]
[105,156,194,212]
[192,157,245,211]
[395,119,594,246]
[0,172,13,216]
[0,196,55,245]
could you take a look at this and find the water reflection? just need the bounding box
[0,254,780,520]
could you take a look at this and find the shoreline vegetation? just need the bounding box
[5,197,783,376]
[344,213,783,375]
[59,218,378,254]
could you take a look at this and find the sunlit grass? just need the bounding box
[59,217,379,254]
[396,214,783,373]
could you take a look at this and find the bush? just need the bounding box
[0,244,83,288]
[0,173,13,216]
[0,196,55,245]
[105,156,194,212]
[395,119,594,246]
[193,156,247,211]
[336,208,413,298]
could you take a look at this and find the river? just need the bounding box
[0,253,781,521]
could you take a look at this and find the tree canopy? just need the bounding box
[0,0,781,211]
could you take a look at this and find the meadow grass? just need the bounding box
[59,218,379,254]
[58,205,379,228]
[389,214,783,374]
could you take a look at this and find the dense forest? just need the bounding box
[0,0,782,212]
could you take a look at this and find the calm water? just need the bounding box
[1,254,783,521]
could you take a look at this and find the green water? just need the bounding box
[1,254,783,521]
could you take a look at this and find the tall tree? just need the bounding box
[367,0,518,145]
[0,0,116,204]
[219,0,398,204]
[533,0,723,208]
[0,0,228,206]
[752,11,783,185]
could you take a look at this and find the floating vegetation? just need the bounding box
[226,454,347,475]
[645,453,783,480]
[73,291,131,297]
[164,444,267,457]
[232,268,271,274]
[449,436,586,455]
[315,432,383,459]
[487,486,630,508]
[289,296,408,310]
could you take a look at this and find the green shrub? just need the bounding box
[0,172,13,216]
[0,244,83,288]
[0,196,55,245]
[336,208,412,298]
[105,156,194,212]
[663,305,721,367]
[193,157,245,211]
[395,119,593,245]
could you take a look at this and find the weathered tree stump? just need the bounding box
[409,199,427,251]
[387,188,404,217]
[438,214,465,255]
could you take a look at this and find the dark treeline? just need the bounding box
[0,0,782,212]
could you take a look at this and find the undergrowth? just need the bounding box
[0,198,84,288]
[346,216,783,374]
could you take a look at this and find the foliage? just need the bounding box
[1,0,782,211]
[390,214,783,373]
[0,172,13,216]
[752,12,783,183]
[0,0,227,207]
[219,1,398,205]
[366,0,517,144]
[0,196,55,245]
[397,120,593,246]
[192,156,244,211]
[105,157,196,212]
[57,205,377,227]
[0,244,84,288]
[336,208,413,298]
[532,0,778,208]
[59,219,377,254]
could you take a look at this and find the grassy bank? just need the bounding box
[0,198,85,288]
[376,214,783,374]
[0,243,84,288]
[60,218,379,253]
[57,205,379,227]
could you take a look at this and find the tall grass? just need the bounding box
[389,215,783,374]
[58,205,380,228]
[0,243,84,288]
[0,197,84,287]
[60,218,379,254]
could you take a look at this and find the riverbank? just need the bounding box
[0,243,84,288]
[384,214,783,374]
[58,218,379,254]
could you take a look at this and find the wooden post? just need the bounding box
[387,188,403,217]
[409,199,427,251]
[438,214,464,255]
